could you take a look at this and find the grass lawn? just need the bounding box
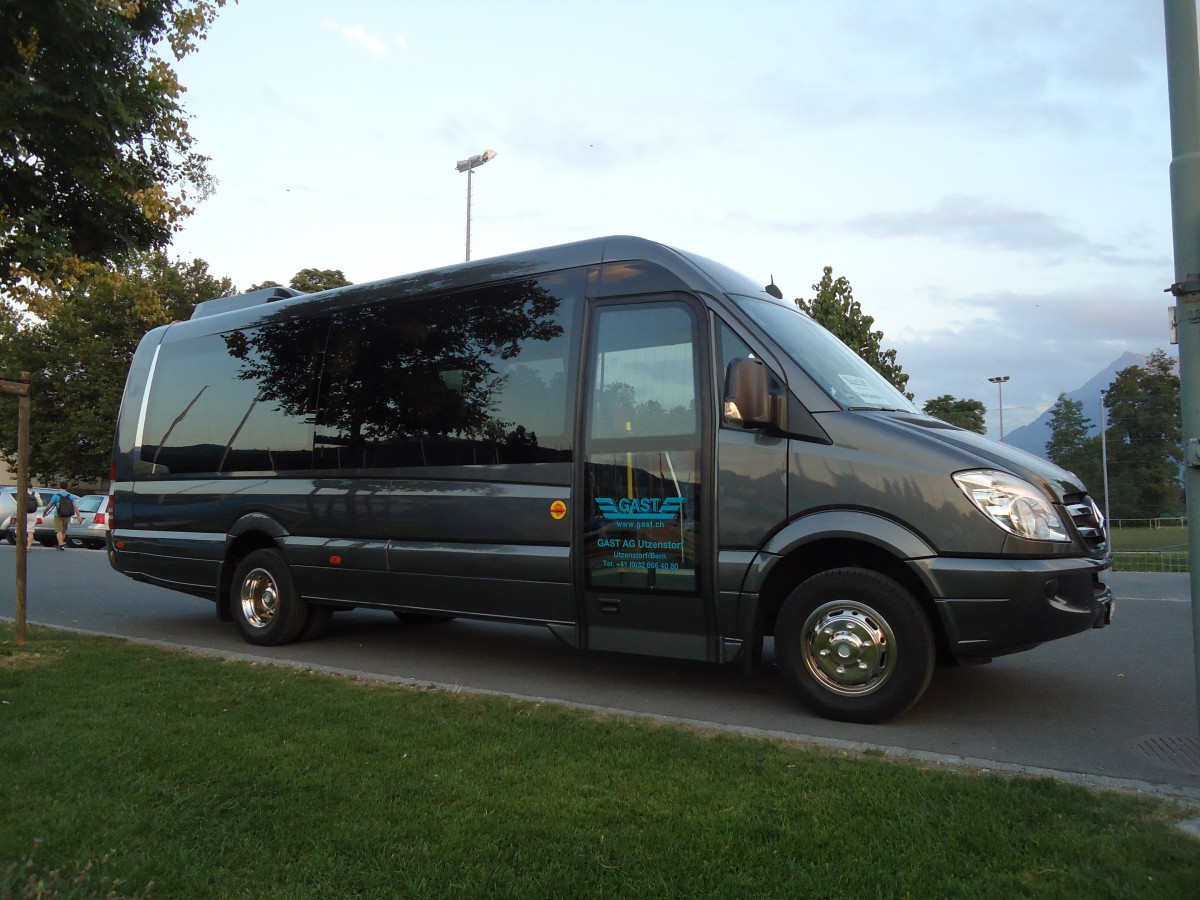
[1110,525,1189,552]
[2,623,1199,898]
[1109,525,1190,572]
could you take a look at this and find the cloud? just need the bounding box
[848,195,1135,263]
[892,283,1173,423]
[323,22,400,57]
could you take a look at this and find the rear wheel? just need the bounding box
[230,549,308,646]
[775,567,935,724]
[67,536,85,549]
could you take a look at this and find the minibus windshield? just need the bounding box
[731,295,917,413]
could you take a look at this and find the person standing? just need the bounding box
[44,483,80,551]
[23,489,37,551]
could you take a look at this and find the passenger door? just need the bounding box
[578,298,715,660]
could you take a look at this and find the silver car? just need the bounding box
[1,486,55,544]
[66,494,110,549]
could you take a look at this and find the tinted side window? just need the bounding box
[314,271,581,472]
[715,318,786,423]
[590,304,698,440]
[584,301,703,594]
[139,318,326,475]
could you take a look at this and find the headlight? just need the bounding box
[953,469,1070,542]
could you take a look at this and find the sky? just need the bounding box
[168,0,1178,438]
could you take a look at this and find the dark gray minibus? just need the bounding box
[108,236,1113,722]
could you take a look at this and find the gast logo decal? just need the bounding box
[596,497,685,522]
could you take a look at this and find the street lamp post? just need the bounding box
[988,375,1010,441]
[455,149,496,262]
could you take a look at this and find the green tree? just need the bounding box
[0,0,230,314]
[0,253,233,481]
[922,395,986,433]
[290,268,351,293]
[1044,392,1103,492]
[1045,393,1092,468]
[1103,349,1182,519]
[247,270,352,294]
[795,266,911,398]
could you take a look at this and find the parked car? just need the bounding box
[1,486,54,544]
[4,491,84,547]
[66,494,110,549]
[32,492,83,547]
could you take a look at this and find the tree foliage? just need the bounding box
[1044,391,1103,495]
[0,0,230,314]
[922,395,986,433]
[1042,355,1181,516]
[290,268,351,293]
[1103,349,1182,519]
[248,270,353,294]
[795,266,911,398]
[1045,393,1092,469]
[0,253,233,482]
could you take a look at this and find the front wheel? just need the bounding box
[230,549,309,646]
[775,568,935,724]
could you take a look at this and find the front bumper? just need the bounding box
[911,555,1113,661]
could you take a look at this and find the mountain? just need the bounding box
[1003,352,1148,459]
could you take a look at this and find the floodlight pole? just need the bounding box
[455,149,497,262]
[988,375,1010,441]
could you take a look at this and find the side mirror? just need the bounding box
[723,357,770,427]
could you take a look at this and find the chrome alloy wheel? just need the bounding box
[801,600,897,696]
[239,567,280,629]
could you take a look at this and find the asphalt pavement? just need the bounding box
[3,545,1198,804]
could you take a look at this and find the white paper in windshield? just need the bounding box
[837,374,890,407]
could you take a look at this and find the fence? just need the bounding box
[1111,550,1189,573]
[1107,519,1190,572]
[1107,517,1187,529]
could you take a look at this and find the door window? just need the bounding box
[584,302,702,593]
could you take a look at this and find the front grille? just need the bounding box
[1064,492,1107,554]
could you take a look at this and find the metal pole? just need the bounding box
[998,380,1005,441]
[455,149,494,262]
[988,375,1010,440]
[1100,394,1112,545]
[465,164,473,262]
[1163,0,1200,737]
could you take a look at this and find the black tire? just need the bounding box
[67,536,84,549]
[775,567,935,724]
[229,549,309,646]
[3,530,14,546]
[295,604,335,642]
